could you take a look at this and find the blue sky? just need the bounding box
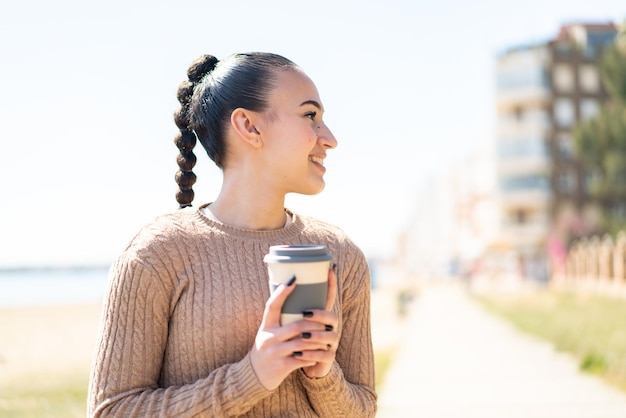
[0,0,624,267]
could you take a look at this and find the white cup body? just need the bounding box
[267,260,330,325]
[265,245,332,326]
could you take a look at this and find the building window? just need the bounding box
[497,47,549,91]
[498,136,548,159]
[556,132,575,159]
[554,98,575,127]
[500,174,550,191]
[584,169,603,193]
[553,64,575,92]
[612,203,626,219]
[579,65,600,93]
[497,67,549,90]
[558,171,577,193]
[585,31,618,59]
[554,41,572,58]
[580,99,600,120]
[525,108,549,125]
[583,171,593,193]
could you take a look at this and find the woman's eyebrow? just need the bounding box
[300,100,323,111]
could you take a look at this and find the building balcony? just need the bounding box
[497,187,552,210]
[497,156,550,177]
[496,87,551,111]
[496,117,551,138]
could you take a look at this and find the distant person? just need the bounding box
[88,52,377,417]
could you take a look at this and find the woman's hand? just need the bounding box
[249,267,339,390]
[300,267,338,379]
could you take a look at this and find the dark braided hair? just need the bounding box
[173,52,299,208]
[174,55,219,208]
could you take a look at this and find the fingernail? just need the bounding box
[293,351,303,357]
[286,275,296,286]
[325,324,333,331]
[301,332,312,339]
[302,311,314,318]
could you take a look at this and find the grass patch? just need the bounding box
[375,347,396,389]
[0,372,88,418]
[0,351,394,416]
[474,289,626,392]
[580,351,608,374]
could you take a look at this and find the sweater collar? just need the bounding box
[188,203,305,242]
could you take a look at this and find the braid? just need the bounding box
[173,55,219,208]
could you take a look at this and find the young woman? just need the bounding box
[88,52,377,417]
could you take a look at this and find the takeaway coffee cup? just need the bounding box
[264,245,333,326]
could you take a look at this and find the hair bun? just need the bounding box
[174,130,196,152]
[175,170,197,189]
[173,107,189,130]
[174,129,198,207]
[187,55,219,82]
[177,80,195,105]
[176,152,197,171]
[176,189,194,207]
[172,55,217,209]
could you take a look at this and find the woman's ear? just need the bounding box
[231,108,263,148]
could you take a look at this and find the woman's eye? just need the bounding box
[305,111,317,120]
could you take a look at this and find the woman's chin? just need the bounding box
[295,180,326,196]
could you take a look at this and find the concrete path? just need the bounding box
[376,283,626,418]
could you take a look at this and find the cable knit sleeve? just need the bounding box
[88,240,272,417]
[298,242,377,417]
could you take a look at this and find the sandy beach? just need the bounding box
[0,284,406,389]
[0,303,103,388]
[0,278,407,417]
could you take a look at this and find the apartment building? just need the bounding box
[494,23,618,280]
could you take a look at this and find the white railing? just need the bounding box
[553,231,626,297]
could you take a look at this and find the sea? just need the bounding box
[0,258,391,308]
[0,266,110,308]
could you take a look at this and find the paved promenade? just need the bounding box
[375,282,626,418]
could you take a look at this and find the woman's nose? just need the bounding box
[318,124,337,149]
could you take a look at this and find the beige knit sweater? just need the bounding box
[88,206,377,417]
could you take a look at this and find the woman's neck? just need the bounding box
[209,179,288,231]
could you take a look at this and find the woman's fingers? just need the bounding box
[299,330,338,378]
[301,308,338,332]
[297,330,337,353]
[262,275,296,328]
[251,266,340,389]
[297,289,339,379]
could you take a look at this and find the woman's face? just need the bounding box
[257,69,338,195]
